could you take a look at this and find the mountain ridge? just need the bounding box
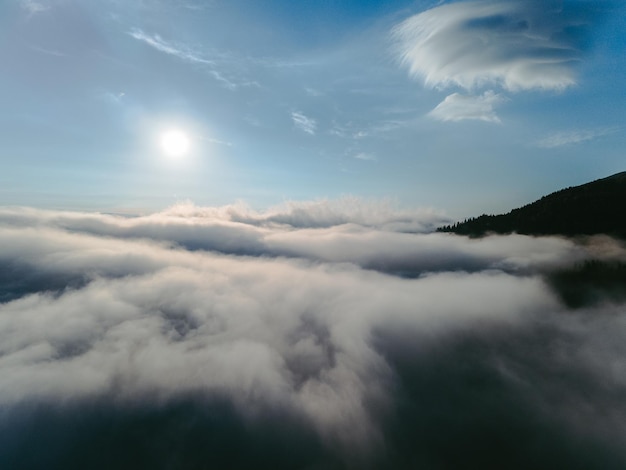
[438,172,626,238]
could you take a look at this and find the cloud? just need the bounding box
[20,0,49,15]
[291,111,317,135]
[182,1,214,11]
[127,28,249,90]
[30,45,66,57]
[354,152,377,161]
[102,91,126,105]
[1,204,626,467]
[128,28,213,65]
[429,90,507,123]
[208,69,238,90]
[536,127,619,148]
[392,0,593,92]
[0,201,601,278]
[305,87,324,97]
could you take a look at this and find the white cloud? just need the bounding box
[536,127,619,148]
[0,201,599,281]
[354,152,377,161]
[392,0,587,92]
[20,0,49,15]
[128,28,214,65]
[292,111,317,135]
[305,87,324,97]
[328,123,367,139]
[429,90,507,123]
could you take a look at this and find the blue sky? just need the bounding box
[1,0,624,217]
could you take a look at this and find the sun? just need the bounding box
[160,129,190,157]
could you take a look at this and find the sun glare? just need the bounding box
[160,129,190,157]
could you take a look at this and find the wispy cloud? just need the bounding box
[330,119,410,140]
[20,0,49,15]
[209,70,237,90]
[199,135,232,147]
[30,45,66,57]
[128,28,214,65]
[392,0,592,92]
[429,91,507,123]
[128,28,248,90]
[305,87,324,97]
[292,111,317,135]
[536,127,619,148]
[354,152,377,162]
[102,91,126,105]
[329,127,369,140]
[182,1,214,11]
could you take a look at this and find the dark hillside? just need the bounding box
[439,172,626,238]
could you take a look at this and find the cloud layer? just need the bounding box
[393,0,591,92]
[1,203,626,468]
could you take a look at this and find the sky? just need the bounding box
[1,0,625,217]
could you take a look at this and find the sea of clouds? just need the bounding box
[1,200,626,468]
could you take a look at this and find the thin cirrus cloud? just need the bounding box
[291,111,317,135]
[536,127,619,148]
[20,0,49,15]
[2,204,626,467]
[30,45,67,57]
[128,28,247,90]
[392,0,597,123]
[128,28,214,65]
[354,152,377,161]
[429,90,507,123]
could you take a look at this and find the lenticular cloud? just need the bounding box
[1,203,626,468]
[393,0,592,92]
